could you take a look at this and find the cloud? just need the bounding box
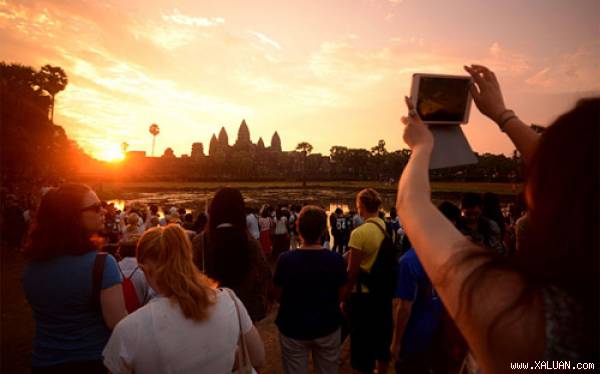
[525,67,553,88]
[161,8,224,28]
[479,42,531,73]
[524,42,600,93]
[249,30,282,49]
[131,21,196,50]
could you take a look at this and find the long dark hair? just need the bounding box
[518,99,598,332]
[24,183,101,261]
[448,98,599,359]
[206,188,251,287]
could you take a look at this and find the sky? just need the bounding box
[2,0,599,160]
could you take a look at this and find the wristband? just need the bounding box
[496,110,516,131]
[498,114,518,131]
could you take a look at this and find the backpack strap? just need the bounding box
[117,263,139,280]
[128,266,139,279]
[92,252,107,310]
[365,220,388,238]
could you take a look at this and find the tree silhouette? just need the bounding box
[295,142,313,155]
[295,142,313,187]
[121,142,129,154]
[149,123,160,157]
[162,147,175,158]
[370,139,387,156]
[1,62,86,180]
[36,64,68,123]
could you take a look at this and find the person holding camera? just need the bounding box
[395,64,598,371]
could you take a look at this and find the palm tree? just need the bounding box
[149,124,160,157]
[295,142,313,187]
[36,64,68,123]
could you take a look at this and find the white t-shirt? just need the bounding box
[274,217,288,235]
[246,214,260,240]
[258,217,271,232]
[103,289,253,374]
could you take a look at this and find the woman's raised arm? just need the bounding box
[465,64,540,166]
[396,96,544,372]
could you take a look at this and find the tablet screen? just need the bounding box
[417,77,470,122]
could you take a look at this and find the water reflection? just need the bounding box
[105,188,399,216]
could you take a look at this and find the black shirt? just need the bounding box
[274,249,347,340]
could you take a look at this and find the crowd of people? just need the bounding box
[4,64,598,373]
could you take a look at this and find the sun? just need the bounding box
[97,145,125,162]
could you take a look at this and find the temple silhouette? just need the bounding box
[202,119,283,159]
[120,119,331,181]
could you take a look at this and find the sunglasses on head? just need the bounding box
[81,202,103,213]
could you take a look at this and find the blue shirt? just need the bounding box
[395,248,443,356]
[274,249,347,340]
[22,251,122,367]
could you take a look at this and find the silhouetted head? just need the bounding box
[438,201,461,226]
[461,192,482,225]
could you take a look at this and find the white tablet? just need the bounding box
[410,74,473,125]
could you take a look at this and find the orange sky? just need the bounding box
[2,0,599,160]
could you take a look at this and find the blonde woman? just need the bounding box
[103,224,266,373]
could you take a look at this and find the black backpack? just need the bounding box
[357,221,398,300]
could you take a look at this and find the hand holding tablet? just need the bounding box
[407,72,478,169]
[464,65,507,123]
[401,96,433,151]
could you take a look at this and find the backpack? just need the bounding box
[357,221,398,300]
[118,266,141,313]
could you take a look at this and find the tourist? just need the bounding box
[390,232,443,373]
[344,188,393,374]
[122,212,144,240]
[246,207,260,240]
[117,235,153,308]
[273,208,290,258]
[258,205,273,255]
[395,64,598,371]
[103,224,266,373]
[331,208,348,255]
[482,192,506,242]
[145,215,160,230]
[386,207,402,249]
[193,211,209,234]
[192,188,271,322]
[177,207,187,221]
[352,210,364,229]
[22,184,127,373]
[273,205,347,374]
[182,213,195,230]
[459,192,504,255]
[288,205,300,250]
